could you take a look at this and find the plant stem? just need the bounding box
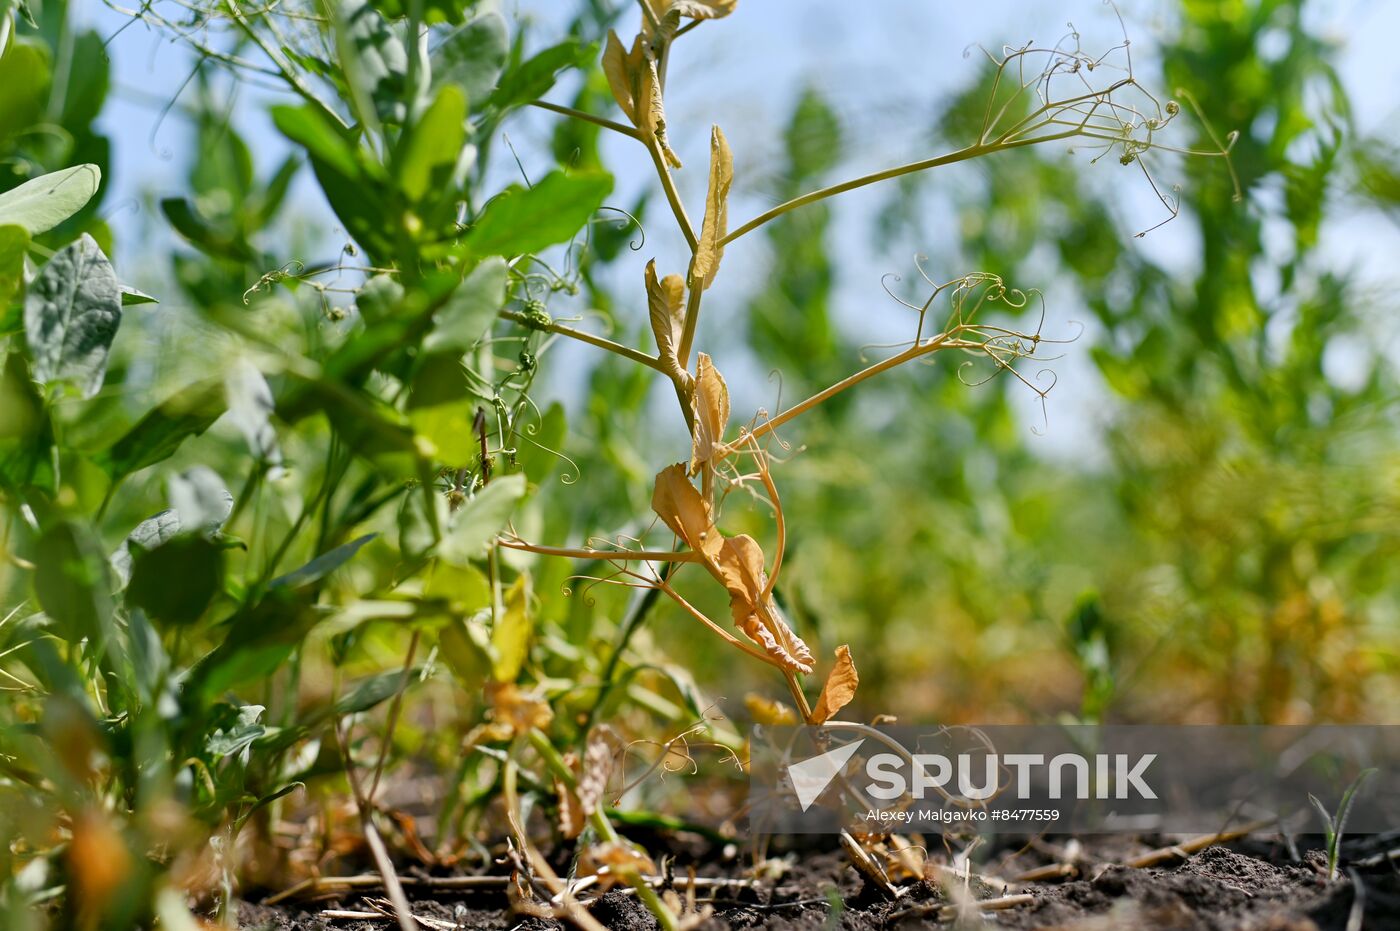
[497,539,700,563]
[500,309,668,373]
[676,276,703,371]
[530,100,640,139]
[647,143,699,251]
[719,132,1079,248]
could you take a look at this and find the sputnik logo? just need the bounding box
[787,738,865,812]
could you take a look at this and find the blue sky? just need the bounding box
[82,0,1400,457]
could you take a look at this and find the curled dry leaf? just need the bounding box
[651,463,814,673]
[639,54,682,169]
[651,463,721,560]
[601,31,641,124]
[688,352,729,475]
[811,644,859,724]
[718,534,814,674]
[645,260,690,386]
[690,125,733,289]
[665,0,738,20]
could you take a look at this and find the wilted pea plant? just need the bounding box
[0,0,1231,927]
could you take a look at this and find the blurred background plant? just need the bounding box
[0,0,1397,926]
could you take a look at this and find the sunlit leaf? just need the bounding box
[490,574,531,681]
[270,533,378,590]
[465,170,613,258]
[810,645,858,724]
[0,164,100,235]
[688,352,728,474]
[440,472,528,564]
[97,381,225,479]
[645,259,688,383]
[691,125,732,288]
[424,256,507,353]
[432,11,508,104]
[24,233,121,399]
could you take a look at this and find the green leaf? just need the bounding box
[439,612,491,686]
[397,85,467,203]
[0,41,50,149]
[97,380,225,479]
[33,521,113,649]
[330,0,412,126]
[431,11,508,105]
[0,164,101,235]
[407,353,488,464]
[334,667,424,716]
[127,534,224,626]
[23,233,121,398]
[490,575,531,681]
[119,285,157,306]
[0,352,53,491]
[0,223,27,331]
[465,170,613,258]
[439,472,527,564]
[160,197,254,262]
[224,359,280,464]
[270,105,363,181]
[270,533,378,590]
[487,39,595,112]
[206,705,266,758]
[109,508,181,587]
[355,273,404,324]
[424,256,507,353]
[167,466,234,533]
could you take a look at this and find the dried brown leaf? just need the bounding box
[667,0,738,20]
[717,534,814,674]
[651,463,720,559]
[691,125,733,288]
[601,31,638,123]
[811,645,859,724]
[639,54,682,169]
[645,260,689,384]
[689,352,729,474]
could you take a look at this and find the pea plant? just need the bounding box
[0,0,1232,928]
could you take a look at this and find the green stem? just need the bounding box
[500,309,666,373]
[529,100,640,140]
[719,131,1079,248]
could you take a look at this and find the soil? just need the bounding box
[237,833,1400,930]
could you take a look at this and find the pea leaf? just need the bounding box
[690,125,732,289]
[423,256,507,353]
[0,164,100,235]
[127,535,224,626]
[224,359,281,464]
[24,233,121,399]
[431,11,508,105]
[465,170,612,258]
[34,521,113,650]
[270,533,378,590]
[0,224,29,323]
[439,473,527,564]
[167,466,234,534]
[397,85,467,203]
[490,575,531,681]
[487,38,596,112]
[97,381,225,479]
